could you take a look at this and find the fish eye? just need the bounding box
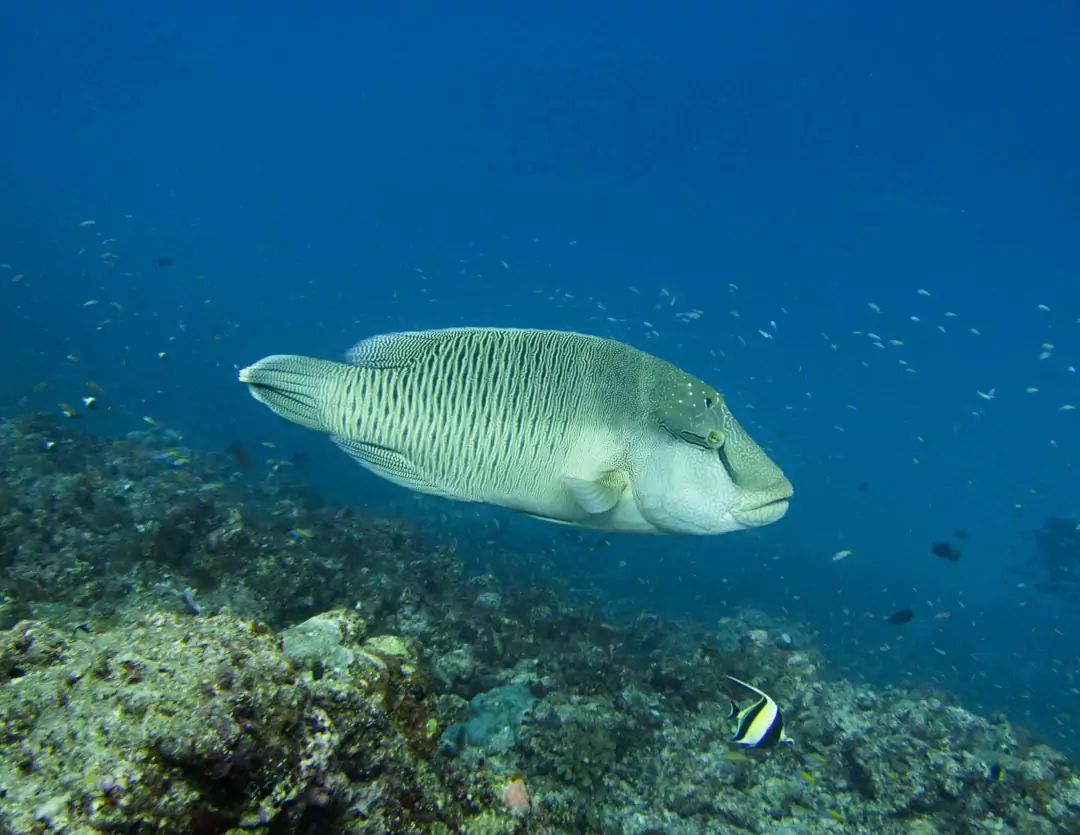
[706,429,724,448]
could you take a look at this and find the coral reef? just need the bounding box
[0,413,1077,834]
[0,610,447,833]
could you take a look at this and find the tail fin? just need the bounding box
[238,354,336,432]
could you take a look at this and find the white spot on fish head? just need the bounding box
[640,375,791,534]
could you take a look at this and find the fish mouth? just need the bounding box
[735,497,790,527]
[733,480,793,527]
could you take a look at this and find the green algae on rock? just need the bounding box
[0,612,453,834]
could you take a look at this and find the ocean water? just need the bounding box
[1,0,1077,762]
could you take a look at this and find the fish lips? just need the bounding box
[733,486,793,528]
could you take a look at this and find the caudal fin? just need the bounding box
[238,354,335,432]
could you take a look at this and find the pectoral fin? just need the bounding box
[563,470,629,515]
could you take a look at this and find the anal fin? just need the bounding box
[331,436,447,497]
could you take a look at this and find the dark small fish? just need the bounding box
[856,481,869,492]
[226,440,252,468]
[889,608,915,625]
[952,530,969,540]
[932,541,962,562]
[155,257,174,267]
[291,451,309,469]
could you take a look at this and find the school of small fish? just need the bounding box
[2,217,1078,750]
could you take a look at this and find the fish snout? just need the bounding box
[733,476,793,527]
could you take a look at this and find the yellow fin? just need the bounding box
[563,470,629,514]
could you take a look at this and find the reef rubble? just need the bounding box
[0,414,1077,834]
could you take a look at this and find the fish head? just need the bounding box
[633,391,792,535]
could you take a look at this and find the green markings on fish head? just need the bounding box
[629,364,792,534]
[712,396,794,526]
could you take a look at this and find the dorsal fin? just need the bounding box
[726,675,771,702]
[345,331,442,369]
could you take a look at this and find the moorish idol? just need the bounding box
[726,675,793,748]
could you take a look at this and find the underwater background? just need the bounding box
[2,2,1079,833]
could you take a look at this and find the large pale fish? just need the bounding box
[238,327,792,535]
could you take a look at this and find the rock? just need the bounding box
[0,612,450,834]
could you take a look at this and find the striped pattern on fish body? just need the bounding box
[239,327,793,535]
[326,329,641,516]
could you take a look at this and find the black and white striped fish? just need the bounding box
[726,675,793,748]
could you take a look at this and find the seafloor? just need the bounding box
[0,413,1076,835]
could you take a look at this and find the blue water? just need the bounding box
[2,1,1078,756]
